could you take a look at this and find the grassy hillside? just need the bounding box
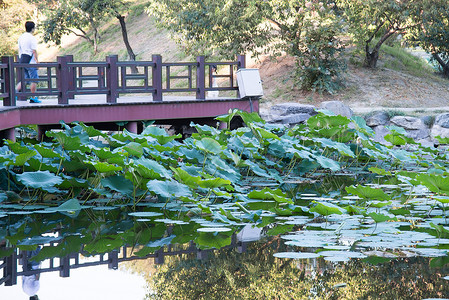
[39,2,449,112]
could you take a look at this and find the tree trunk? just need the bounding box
[364,30,396,68]
[117,14,138,74]
[365,49,379,68]
[432,53,449,78]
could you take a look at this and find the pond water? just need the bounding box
[1,197,449,300]
[2,111,449,299]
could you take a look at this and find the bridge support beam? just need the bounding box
[125,121,138,133]
[37,125,46,142]
[2,128,15,142]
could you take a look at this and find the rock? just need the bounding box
[267,103,317,125]
[276,113,312,125]
[434,113,449,128]
[365,111,390,127]
[269,103,317,117]
[420,115,434,128]
[372,125,391,145]
[319,101,353,118]
[405,128,430,140]
[431,125,449,139]
[390,116,424,130]
[417,139,436,148]
[258,108,271,121]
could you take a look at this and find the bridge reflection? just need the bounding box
[0,234,250,287]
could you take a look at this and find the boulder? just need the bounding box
[365,111,390,127]
[417,139,436,148]
[267,103,317,124]
[372,125,391,145]
[431,125,449,139]
[269,103,317,117]
[276,113,312,125]
[434,113,449,128]
[405,128,430,140]
[420,115,434,128]
[390,116,424,130]
[319,101,353,118]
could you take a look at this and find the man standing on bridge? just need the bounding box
[15,21,41,103]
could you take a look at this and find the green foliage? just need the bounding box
[0,0,35,56]
[147,0,345,94]
[41,0,136,56]
[381,45,435,78]
[148,246,449,300]
[337,0,425,68]
[405,0,449,77]
[2,109,449,263]
[290,2,346,94]
[42,0,104,51]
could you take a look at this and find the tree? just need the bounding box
[147,0,345,94]
[0,0,35,56]
[42,0,137,66]
[94,0,138,71]
[406,0,449,77]
[42,0,102,53]
[337,0,423,68]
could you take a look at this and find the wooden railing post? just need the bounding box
[106,55,118,103]
[2,56,16,106]
[108,250,119,270]
[57,56,69,104]
[66,55,75,99]
[15,55,26,101]
[237,54,246,69]
[4,249,17,286]
[196,56,205,99]
[236,55,246,98]
[152,54,162,101]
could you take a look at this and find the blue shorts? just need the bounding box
[24,67,38,83]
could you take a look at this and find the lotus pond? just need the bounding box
[2,109,449,299]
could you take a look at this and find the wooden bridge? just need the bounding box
[0,54,259,141]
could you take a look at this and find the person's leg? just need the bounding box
[28,68,41,103]
[30,82,37,93]
[15,82,22,92]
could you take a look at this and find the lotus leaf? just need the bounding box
[310,202,345,216]
[8,150,37,167]
[273,252,321,259]
[16,171,63,189]
[134,158,172,179]
[147,180,192,198]
[86,161,123,173]
[345,185,390,200]
[196,137,223,154]
[101,175,134,196]
[34,144,62,158]
[417,174,449,195]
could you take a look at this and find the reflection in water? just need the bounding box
[22,247,41,299]
[2,232,449,299]
[144,242,449,300]
[2,198,449,299]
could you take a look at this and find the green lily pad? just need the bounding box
[273,252,320,259]
[16,171,63,189]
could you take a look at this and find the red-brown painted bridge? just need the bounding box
[0,54,259,140]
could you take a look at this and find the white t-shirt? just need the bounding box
[18,32,37,64]
[22,274,40,296]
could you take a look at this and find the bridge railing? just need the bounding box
[0,54,245,106]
